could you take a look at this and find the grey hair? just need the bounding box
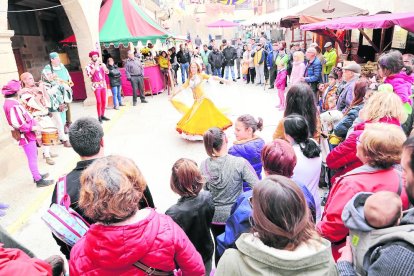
[378,50,404,75]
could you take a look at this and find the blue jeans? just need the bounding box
[224,65,235,80]
[111,85,122,107]
[205,63,212,75]
[181,63,189,83]
[212,67,222,78]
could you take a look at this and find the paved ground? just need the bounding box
[0,79,284,261]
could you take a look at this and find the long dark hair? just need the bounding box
[284,83,318,137]
[252,175,317,250]
[284,114,321,158]
[344,80,368,115]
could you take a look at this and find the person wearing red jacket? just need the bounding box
[326,91,407,183]
[318,123,410,261]
[69,155,204,276]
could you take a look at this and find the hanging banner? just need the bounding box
[362,29,373,46]
[351,29,360,43]
[392,27,408,49]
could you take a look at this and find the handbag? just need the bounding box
[242,63,249,75]
[10,129,21,141]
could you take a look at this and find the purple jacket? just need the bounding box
[229,137,265,179]
[3,99,36,146]
[385,72,414,105]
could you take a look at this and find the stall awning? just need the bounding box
[301,11,414,33]
[207,19,239,28]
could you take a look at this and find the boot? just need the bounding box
[98,116,103,123]
[63,140,72,148]
[36,178,54,188]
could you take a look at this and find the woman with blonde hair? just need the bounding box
[216,175,337,275]
[69,155,205,275]
[166,158,215,274]
[319,123,410,261]
[327,90,407,187]
[170,62,232,140]
[289,51,306,86]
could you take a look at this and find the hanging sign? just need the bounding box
[392,26,408,49]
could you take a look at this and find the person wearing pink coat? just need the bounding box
[289,51,306,86]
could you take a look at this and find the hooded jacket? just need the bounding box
[107,64,121,87]
[317,165,410,261]
[333,104,364,138]
[337,196,414,276]
[216,233,338,276]
[385,72,414,105]
[228,137,265,179]
[208,50,224,68]
[222,46,237,66]
[69,209,205,276]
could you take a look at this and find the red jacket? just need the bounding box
[0,244,52,275]
[326,117,401,182]
[317,165,410,260]
[69,209,205,276]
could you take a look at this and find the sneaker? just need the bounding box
[36,178,54,188]
[219,81,224,84]
[45,157,55,165]
[119,103,125,106]
[101,116,110,121]
[233,79,237,82]
[237,77,241,79]
[114,106,119,110]
[141,99,148,103]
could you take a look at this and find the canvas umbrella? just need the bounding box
[207,19,239,37]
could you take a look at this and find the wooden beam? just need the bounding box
[358,28,380,52]
[379,28,386,53]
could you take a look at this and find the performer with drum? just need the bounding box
[86,50,110,123]
[2,80,53,188]
[42,52,74,133]
[19,72,59,165]
[42,53,72,148]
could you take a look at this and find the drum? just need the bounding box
[41,127,59,145]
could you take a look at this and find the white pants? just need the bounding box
[51,112,68,141]
[255,64,265,84]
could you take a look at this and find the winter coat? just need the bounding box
[158,56,169,69]
[216,233,338,276]
[222,46,237,66]
[107,64,121,87]
[208,50,224,68]
[0,245,52,276]
[176,50,191,64]
[326,117,400,183]
[243,50,254,68]
[336,77,358,112]
[334,104,364,138]
[216,181,316,256]
[275,69,288,89]
[253,49,265,66]
[317,165,410,261]
[200,154,259,223]
[304,57,322,84]
[165,191,215,263]
[228,137,265,179]
[266,50,279,69]
[323,48,337,75]
[290,61,306,86]
[340,192,414,276]
[385,72,414,105]
[69,209,205,276]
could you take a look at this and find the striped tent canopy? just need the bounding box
[99,0,170,46]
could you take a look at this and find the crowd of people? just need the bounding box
[2,32,414,275]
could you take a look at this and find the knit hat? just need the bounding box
[2,80,21,96]
[89,51,100,58]
[49,52,59,59]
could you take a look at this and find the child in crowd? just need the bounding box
[275,61,288,110]
[289,51,306,86]
[229,114,265,191]
[321,72,338,112]
[339,191,406,275]
[165,158,215,274]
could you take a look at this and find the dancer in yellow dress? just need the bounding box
[170,62,233,140]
